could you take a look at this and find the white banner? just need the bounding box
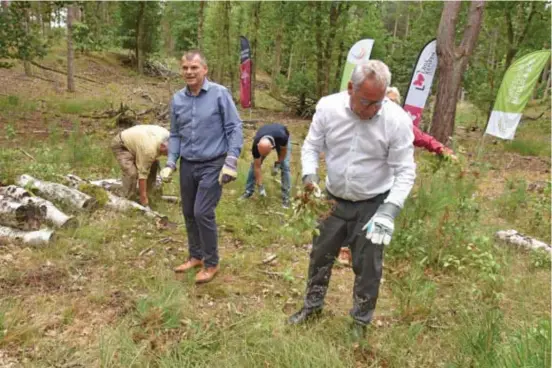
[339,39,375,92]
[403,39,438,127]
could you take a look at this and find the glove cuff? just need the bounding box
[166,162,176,170]
[378,202,401,220]
[225,155,238,167]
[302,174,319,185]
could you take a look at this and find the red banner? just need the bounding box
[239,36,251,109]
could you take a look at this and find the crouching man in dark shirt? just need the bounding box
[239,123,292,208]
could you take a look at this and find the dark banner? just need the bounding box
[239,36,251,109]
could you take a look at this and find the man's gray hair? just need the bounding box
[182,49,208,67]
[350,60,391,90]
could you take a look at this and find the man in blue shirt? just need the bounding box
[239,123,292,208]
[160,50,243,284]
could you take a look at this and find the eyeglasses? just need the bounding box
[358,97,383,108]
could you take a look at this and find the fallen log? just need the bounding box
[80,177,162,192]
[495,229,551,253]
[64,175,168,224]
[0,225,54,246]
[0,186,76,228]
[30,61,102,84]
[0,196,46,230]
[17,175,97,211]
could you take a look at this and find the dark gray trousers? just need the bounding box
[179,156,225,268]
[303,190,388,325]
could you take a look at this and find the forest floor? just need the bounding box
[0,49,550,368]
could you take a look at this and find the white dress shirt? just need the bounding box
[301,91,416,208]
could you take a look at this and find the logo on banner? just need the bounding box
[413,73,425,90]
[351,47,366,60]
[241,70,250,82]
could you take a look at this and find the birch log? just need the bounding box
[65,175,168,224]
[0,195,46,230]
[79,177,175,204]
[0,225,54,246]
[87,177,162,191]
[0,185,76,228]
[17,174,97,211]
[495,230,552,253]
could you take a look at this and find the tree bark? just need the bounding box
[0,186,76,228]
[223,1,235,91]
[66,5,75,92]
[250,1,261,108]
[64,175,168,224]
[197,0,206,49]
[313,2,324,97]
[17,175,97,211]
[0,196,46,231]
[0,226,54,246]
[322,2,343,96]
[23,6,32,76]
[136,1,146,74]
[287,45,293,81]
[391,4,399,53]
[430,1,485,144]
[496,230,551,253]
[271,3,284,96]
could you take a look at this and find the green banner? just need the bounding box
[493,50,550,113]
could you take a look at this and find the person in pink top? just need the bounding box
[386,86,456,158]
[338,86,456,265]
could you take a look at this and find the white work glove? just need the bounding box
[160,167,174,183]
[362,203,401,246]
[258,184,267,197]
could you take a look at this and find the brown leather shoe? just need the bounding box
[174,258,203,273]
[195,266,219,284]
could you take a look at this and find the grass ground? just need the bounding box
[0,51,550,368]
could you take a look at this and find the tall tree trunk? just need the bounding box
[136,2,146,74]
[270,3,284,96]
[162,11,173,56]
[313,2,324,98]
[66,5,75,92]
[287,45,293,82]
[430,1,485,144]
[23,7,32,76]
[391,4,399,53]
[545,68,551,100]
[250,1,261,108]
[223,1,234,92]
[322,2,343,96]
[333,14,349,93]
[404,6,410,39]
[197,0,205,49]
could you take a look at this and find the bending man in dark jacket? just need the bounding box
[239,123,292,208]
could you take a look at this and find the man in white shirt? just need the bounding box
[288,60,416,335]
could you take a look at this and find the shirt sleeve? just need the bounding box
[301,101,326,177]
[413,125,445,155]
[385,116,416,208]
[219,88,243,158]
[167,97,180,169]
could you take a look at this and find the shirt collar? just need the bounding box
[185,78,211,96]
